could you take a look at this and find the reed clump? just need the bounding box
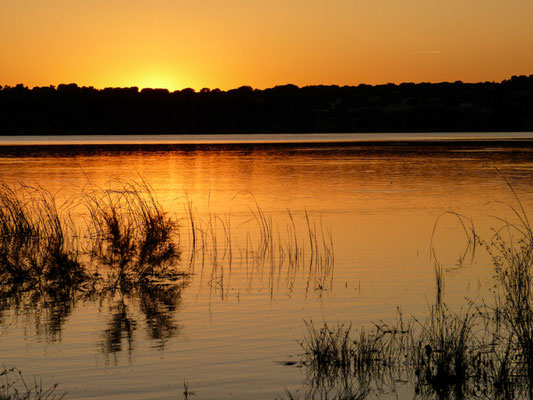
[412,304,483,398]
[295,189,533,399]
[299,310,414,399]
[0,180,184,290]
[0,184,86,288]
[301,321,357,383]
[297,283,497,399]
[84,180,181,283]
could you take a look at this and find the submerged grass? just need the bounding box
[176,192,335,297]
[296,275,501,399]
[293,182,533,400]
[0,368,64,400]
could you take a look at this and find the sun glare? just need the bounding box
[135,71,183,91]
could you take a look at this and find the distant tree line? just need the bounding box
[1,75,532,134]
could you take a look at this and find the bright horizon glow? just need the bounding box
[130,69,185,91]
[1,0,533,91]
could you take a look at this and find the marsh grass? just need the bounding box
[297,277,498,399]
[176,193,335,297]
[0,179,183,292]
[0,180,339,397]
[0,368,64,400]
[481,185,533,398]
[295,181,533,399]
[0,179,188,359]
[0,179,335,349]
[0,184,85,288]
[298,310,413,399]
[84,180,181,283]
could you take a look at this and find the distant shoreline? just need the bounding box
[2,75,532,135]
[1,133,533,153]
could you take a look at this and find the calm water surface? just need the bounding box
[1,134,533,399]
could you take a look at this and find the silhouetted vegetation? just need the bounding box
[1,75,533,134]
[0,181,181,289]
[289,187,533,399]
[0,368,64,400]
[0,184,86,289]
[84,180,180,283]
[0,181,186,357]
[0,180,335,364]
[180,195,335,298]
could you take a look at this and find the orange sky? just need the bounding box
[1,0,533,91]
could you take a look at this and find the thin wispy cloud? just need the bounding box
[414,50,443,55]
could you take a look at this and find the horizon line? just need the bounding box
[2,74,533,93]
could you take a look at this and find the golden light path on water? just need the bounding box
[0,137,533,398]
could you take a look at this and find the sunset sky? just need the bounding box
[1,0,533,91]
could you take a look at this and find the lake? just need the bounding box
[1,133,533,399]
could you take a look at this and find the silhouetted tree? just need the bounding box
[1,75,532,134]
